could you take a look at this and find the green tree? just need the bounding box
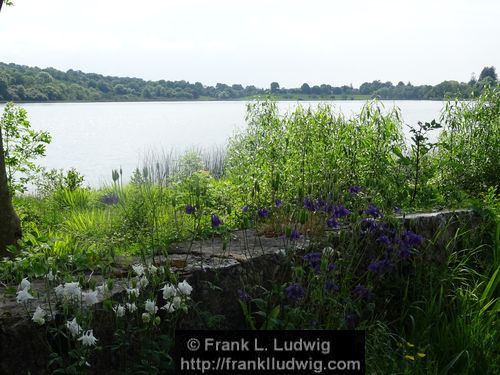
[479,66,497,82]
[270,82,280,94]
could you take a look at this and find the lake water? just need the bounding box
[1,100,445,187]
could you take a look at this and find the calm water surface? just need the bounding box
[2,100,445,187]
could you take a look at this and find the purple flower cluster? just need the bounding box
[365,204,383,218]
[289,228,301,241]
[100,193,119,205]
[368,258,393,273]
[258,208,270,218]
[285,283,305,300]
[237,289,251,301]
[185,204,196,215]
[354,284,373,300]
[211,214,223,228]
[275,199,282,209]
[348,185,363,194]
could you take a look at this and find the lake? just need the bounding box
[1,100,445,187]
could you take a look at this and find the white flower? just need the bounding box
[148,264,158,275]
[54,284,64,297]
[19,278,31,291]
[46,269,55,281]
[126,302,137,312]
[142,312,151,323]
[161,283,177,299]
[162,302,175,313]
[63,282,82,300]
[172,296,182,309]
[138,276,149,289]
[32,306,46,325]
[145,299,158,315]
[66,318,82,338]
[82,290,98,306]
[177,280,192,296]
[132,263,145,277]
[78,330,98,346]
[96,282,109,297]
[16,289,34,304]
[113,304,125,318]
[126,287,140,298]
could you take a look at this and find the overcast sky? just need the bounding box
[1,0,499,88]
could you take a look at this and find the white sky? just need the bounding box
[1,0,499,88]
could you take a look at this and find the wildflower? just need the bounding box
[322,246,335,257]
[333,204,351,218]
[82,290,98,306]
[393,207,401,214]
[368,258,392,273]
[365,204,383,218]
[314,264,321,274]
[66,318,82,337]
[257,208,269,218]
[126,287,140,298]
[142,312,151,323]
[32,306,46,325]
[145,299,158,315]
[327,263,336,272]
[132,264,145,277]
[211,214,223,228]
[177,280,193,296]
[361,218,379,232]
[402,230,424,247]
[354,284,373,300]
[241,205,249,213]
[19,278,30,291]
[162,302,175,313]
[326,216,339,228]
[78,330,98,347]
[303,198,315,211]
[138,276,149,289]
[398,241,412,258]
[172,296,182,309]
[285,283,305,300]
[377,234,392,246]
[303,252,322,265]
[185,204,195,215]
[289,228,300,241]
[16,289,34,304]
[54,284,64,298]
[162,283,177,299]
[100,193,119,205]
[325,281,340,292]
[60,282,82,301]
[125,302,137,312]
[275,199,282,208]
[46,269,55,281]
[113,304,126,318]
[348,185,363,194]
[237,289,251,301]
[148,264,158,275]
[96,283,109,298]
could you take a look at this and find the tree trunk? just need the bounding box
[0,124,21,257]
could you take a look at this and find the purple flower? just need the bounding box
[333,204,351,218]
[327,263,336,272]
[393,207,401,214]
[368,258,392,273]
[303,252,322,264]
[314,264,321,274]
[241,205,249,213]
[325,280,340,291]
[258,208,269,218]
[237,289,251,301]
[285,283,305,300]
[275,199,282,209]
[211,214,223,228]
[348,185,363,194]
[100,193,119,205]
[354,284,373,300]
[376,234,392,246]
[361,218,379,233]
[365,204,383,218]
[303,198,315,211]
[289,229,300,241]
[326,216,339,228]
[185,204,195,215]
[402,230,424,247]
[398,241,412,258]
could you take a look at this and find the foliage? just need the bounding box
[0,101,51,193]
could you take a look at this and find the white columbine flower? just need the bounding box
[82,290,98,306]
[172,296,182,309]
[63,282,82,300]
[66,318,82,338]
[177,280,192,296]
[126,302,137,312]
[126,287,140,298]
[32,306,46,325]
[145,299,158,315]
[142,312,151,323]
[161,283,177,300]
[46,269,55,281]
[162,302,175,313]
[16,289,34,304]
[113,304,126,318]
[148,264,158,275]
[19,278,31,291]
[138,276,149,289]
[96,282,109,298]
[54,284,64,298]
[132,263,145,277]
[78,330,98,346]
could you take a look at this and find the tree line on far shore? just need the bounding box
[0,62,497,102]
